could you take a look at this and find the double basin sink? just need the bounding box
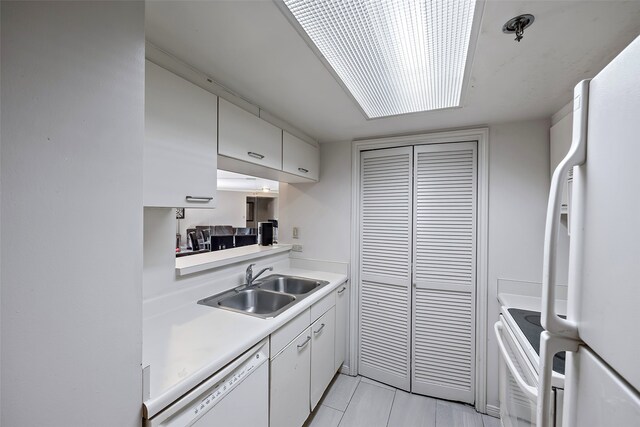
[198,275,330,319]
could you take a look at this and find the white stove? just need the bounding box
[496,304,565,427]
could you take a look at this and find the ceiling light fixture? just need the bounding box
[280,0,479,119]
[502,14,535,42]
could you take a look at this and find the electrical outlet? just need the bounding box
[292,227,299,239]
[292,244,303,252]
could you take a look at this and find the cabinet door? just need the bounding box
[270,327,311,427]
[310,306,336,410]
[282,131,320,181]
[359,147,413,391]
[412,142,477,404]
[218,98,282,170]
[144,61,217,208]
[334,282,349,372]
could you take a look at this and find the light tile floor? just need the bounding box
[305,374,501,427]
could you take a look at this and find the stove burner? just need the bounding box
[523,314,542,327]
[507,308,566,375]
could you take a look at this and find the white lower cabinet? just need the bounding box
[334,282,349,372]
[270,285,346,427]
[270,327,312,427]
[310,306,336,410]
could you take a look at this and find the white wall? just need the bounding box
[1,3,144,426]
[278,141,352,263]
[485,119,551,409]
[278,121,550,412]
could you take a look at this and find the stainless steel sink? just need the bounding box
[199,289,295,319]
[257,275,328,295]
[220,289,294,314]
[198,274,330,319]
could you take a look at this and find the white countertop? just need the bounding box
[142,267,347,417]
[496,278,567,315]
[175,244,293,276]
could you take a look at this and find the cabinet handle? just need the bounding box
[248,151,265,160]
[337,287,346,295]
[185,196,214,203]
[297,336,311,349]
[313,323,326,335]
[298,167,309,174]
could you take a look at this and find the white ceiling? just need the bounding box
[146,0,640,143]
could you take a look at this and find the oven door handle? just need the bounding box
[494,321,538,401]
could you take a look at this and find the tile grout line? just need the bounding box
[337,376,361,427]
[334,405,346,427]
[385,389,398,427]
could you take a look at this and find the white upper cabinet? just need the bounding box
[218,98,283,170]
[550,111,573,214]
[144,61,217,208]
[283,131,320,181]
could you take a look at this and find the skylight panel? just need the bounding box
[282,0,477,118]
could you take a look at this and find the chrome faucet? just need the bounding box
[245,263,273,286]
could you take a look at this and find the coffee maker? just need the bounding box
[258,222,274,246]
[267,219,278,244]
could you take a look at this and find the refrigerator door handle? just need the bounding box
[536,332,581,427]
[494,322,538,401]
[541,79,591,338]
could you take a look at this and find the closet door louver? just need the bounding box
[412,142,477,403]
[358,147,413,391]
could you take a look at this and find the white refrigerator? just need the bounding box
[537,35,640,427]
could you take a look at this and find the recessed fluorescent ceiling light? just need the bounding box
[282,0,477,118]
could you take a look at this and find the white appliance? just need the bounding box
[495,309,564,427]
[537,35,640,427]
[143,339,269,427]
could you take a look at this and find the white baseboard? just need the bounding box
[485,404,500,418]
[340,364,351,375]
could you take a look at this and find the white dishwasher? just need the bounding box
[145,339,269,427]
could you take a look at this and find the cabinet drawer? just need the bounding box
[311,291,336,323]
[271,308,311,358]
[218,98,282,170]
[283,131,319,181]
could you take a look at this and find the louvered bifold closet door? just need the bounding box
[412,142,477,403]
[359,147,413,391]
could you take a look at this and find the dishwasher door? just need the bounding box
[193,361,268,427]
[146,339,269,427]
